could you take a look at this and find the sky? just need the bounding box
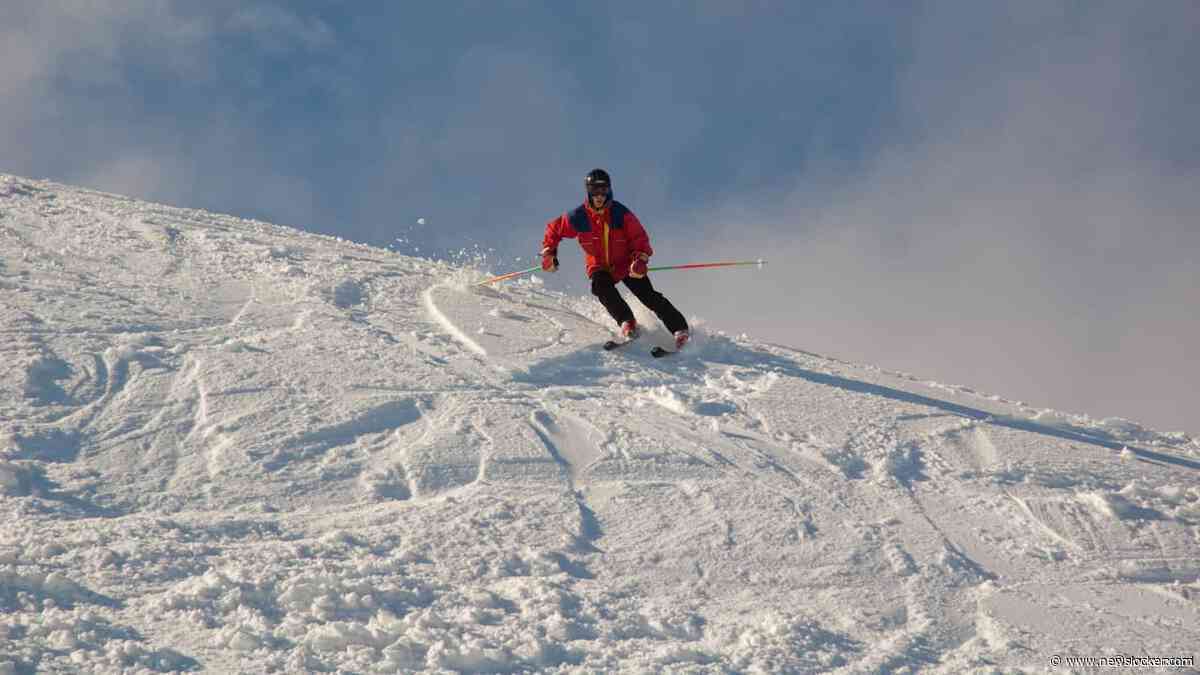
[3,1,1197,432]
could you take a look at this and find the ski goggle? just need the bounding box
[587,183,610,196]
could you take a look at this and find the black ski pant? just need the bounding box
[590,270,688,334]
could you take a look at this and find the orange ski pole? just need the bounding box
[477,259,765,286]
[475,265,541,286]
[648,259,767,272]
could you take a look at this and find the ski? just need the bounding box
[607,341,679,357]
[606,339,681,357]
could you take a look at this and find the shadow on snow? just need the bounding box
[706,341,1200,474]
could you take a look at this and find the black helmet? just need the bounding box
[584,168,611,203]
[585,168,611,189]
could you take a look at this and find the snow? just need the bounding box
[1,172,1198,673]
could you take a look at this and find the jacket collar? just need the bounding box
[585,200,610,217]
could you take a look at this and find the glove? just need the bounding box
[540,247,559,272]
[629,252,649,279]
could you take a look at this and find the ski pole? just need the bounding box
[648,259,767,272]
[477,259,766,286]
[475,265,540,286]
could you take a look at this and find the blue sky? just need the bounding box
[4,1,1198,432]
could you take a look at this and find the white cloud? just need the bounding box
[0,3,339,213]
[676,2,1200,430]
[226,4,337,54]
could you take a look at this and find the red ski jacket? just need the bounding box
[542,200,653,282]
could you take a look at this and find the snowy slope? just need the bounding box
[1,173,1198,673]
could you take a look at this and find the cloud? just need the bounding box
[226,5,336,54]
[676,1,1200,430]
[0,2,337,208]
[0,3,218,91]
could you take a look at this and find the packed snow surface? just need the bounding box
[1,174,1198,673]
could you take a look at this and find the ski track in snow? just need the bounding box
[1,173,1199,673]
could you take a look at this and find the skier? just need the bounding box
[540,168,690,350]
